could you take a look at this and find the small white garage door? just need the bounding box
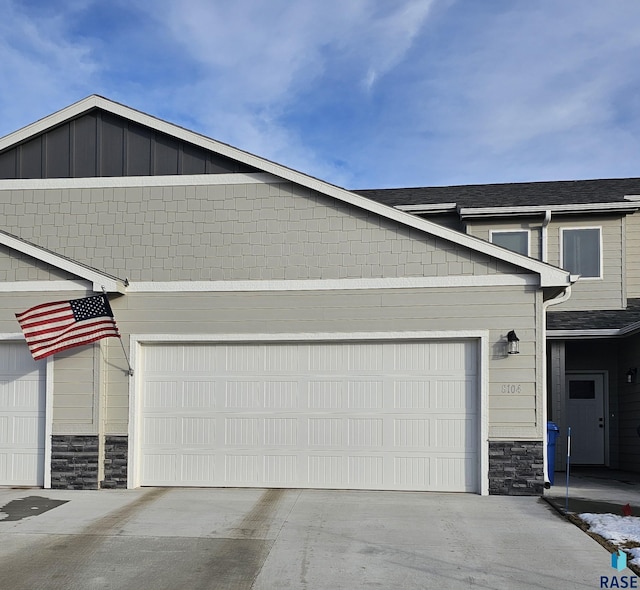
[138,339,478,492]
[0,343,46,486]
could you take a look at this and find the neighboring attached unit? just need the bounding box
[357,179,640,477]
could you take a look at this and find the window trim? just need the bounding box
[560,226,603,280]
[489,229,531,257]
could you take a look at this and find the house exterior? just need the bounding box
[0,96,572,495]
[357,180,640,476]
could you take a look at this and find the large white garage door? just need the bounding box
[0,343,45,486]
[139,339,478,492]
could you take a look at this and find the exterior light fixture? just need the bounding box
[627,368,638,384]
[507,330,520,355]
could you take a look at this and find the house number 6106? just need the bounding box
[501,384,522,393]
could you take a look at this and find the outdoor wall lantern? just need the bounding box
[627,368,638,384]
[507,330,520,355]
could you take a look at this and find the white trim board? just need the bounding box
[0,172,280,191]
[126,274,540,293]
[0,281,89,292]
[0,95,571,290]
[127,330,490,495]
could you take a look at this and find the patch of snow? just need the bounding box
[580,513,640,565]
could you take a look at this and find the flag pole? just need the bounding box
[101,287,133,376]
[565,426,572,514]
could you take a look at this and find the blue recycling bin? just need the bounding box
[547,421,560,485]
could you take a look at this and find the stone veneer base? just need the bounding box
[51,435,99,490]
[102,435,128,489]
[488,440,544,495]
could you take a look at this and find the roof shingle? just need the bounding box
[354,178,640,208]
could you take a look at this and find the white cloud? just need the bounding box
[0,0,99,135]
[2,0,640,188]
[128,0,436,185]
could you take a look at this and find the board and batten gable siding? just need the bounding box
[547,216,624,311]
[626,211,640,298]
[0,181,521,282]
[0,110,259,179]
[466,219,542,261]
[100,285,542,440]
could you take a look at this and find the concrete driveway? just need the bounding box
[0,487,623,589]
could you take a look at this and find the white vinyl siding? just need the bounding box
[0,343,45,485]
[137,340,479,492]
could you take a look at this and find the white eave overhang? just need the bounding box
[395,203,458,214]
[548,322,640,339]
[458,202,640,219]
[0,231,127,293]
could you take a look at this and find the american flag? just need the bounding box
[16,295,121,361]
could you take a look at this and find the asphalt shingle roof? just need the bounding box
[353,178,640,208]
[546,299,640,331]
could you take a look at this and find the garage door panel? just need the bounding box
[182,417,216,445]
[308,455,343,486]
[0,344,45,486]
[142,453,176,484]
[264,455,297,484]
[181,454,216,482]
[139,340,479,492]
[225,454,259,483]
[347,455,384,487]
[225,418,259,446]
[143,416,178,445]
[143,381,178,409]
[394,456,430,487]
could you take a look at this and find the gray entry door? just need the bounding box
[566,373,605,464]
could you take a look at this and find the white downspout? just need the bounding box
[541,209,551,263]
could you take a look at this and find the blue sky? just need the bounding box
[1,0,640,190]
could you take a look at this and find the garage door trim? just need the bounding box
[128,331,489,494]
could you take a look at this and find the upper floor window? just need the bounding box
[490,230,530,256]
[561,227,602,279]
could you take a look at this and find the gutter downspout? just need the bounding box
[541,210,551,263]
[542,283,573,486]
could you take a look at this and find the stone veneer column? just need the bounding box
[488,441,544,495]
[101,435,128,489]
[50,435,99,490]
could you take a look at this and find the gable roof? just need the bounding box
[354,178,640,215]
[0,95,571,290]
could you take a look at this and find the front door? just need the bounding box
[566,372,605,464]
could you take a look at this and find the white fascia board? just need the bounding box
[459,202,639,218]
[548,329,624,339]
[1,95,570,289]
[0,172,280,190]
[127,274,539,293]
[396,203,458,213]
[0,280,88,292]
[0,231,125,293]
[625,195,640,201]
